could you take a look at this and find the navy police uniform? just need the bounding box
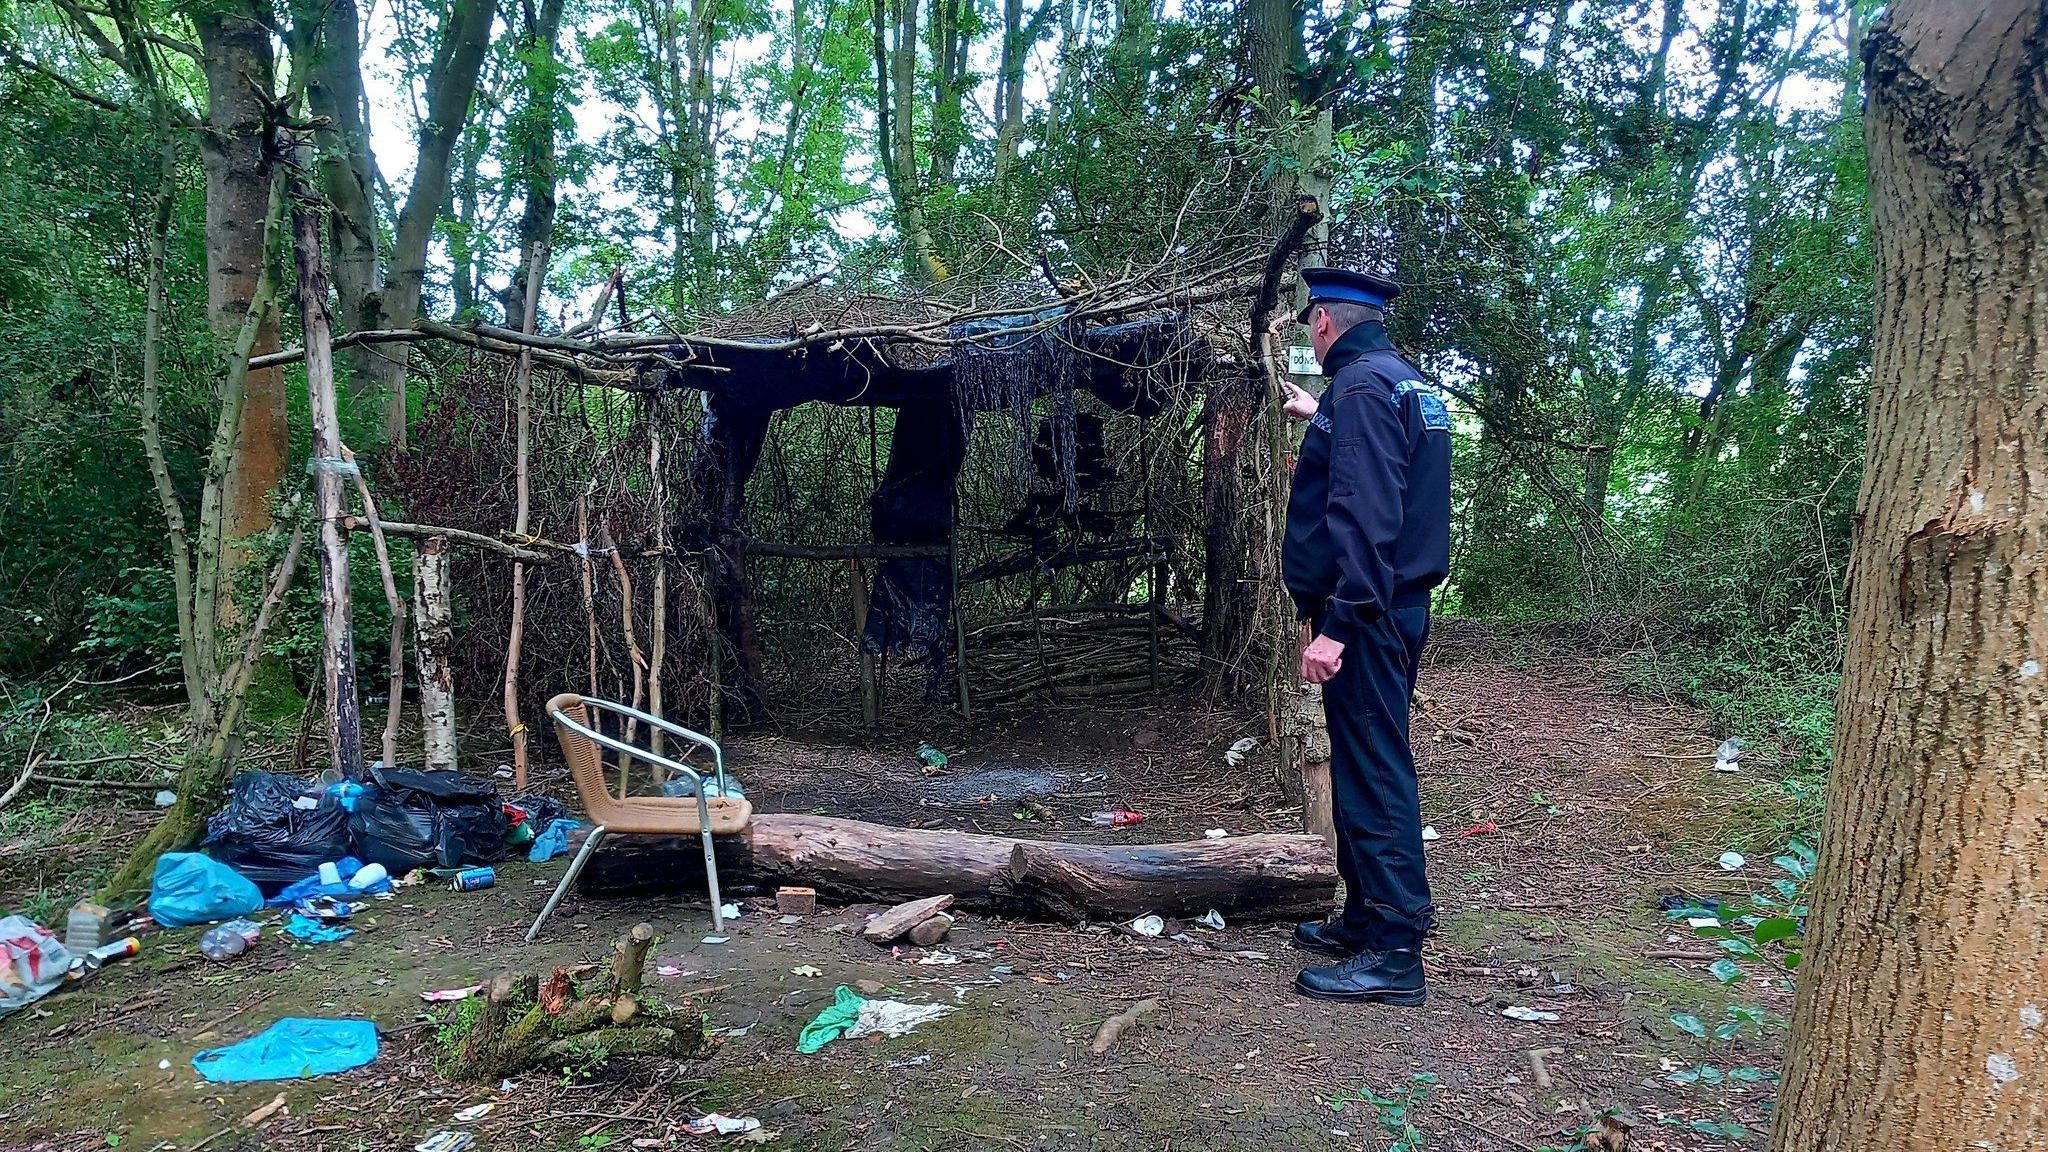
[1284,269,1451,961]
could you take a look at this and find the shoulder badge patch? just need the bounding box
[1309,410,1332,435]
[1393,381,1452,431]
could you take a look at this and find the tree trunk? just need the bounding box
[925,0,969,187]
[1279,680,1335,849]
[1387,0,1443,350]
[415,535,458,770]
[992,0,1025,185]
[195,1,286,614]
[872,0,943,281]
[1769,5,2048,1148]
[574,814,1338,923]
[289,0,379,342]
[290,181,366,781]
[500,0,568,324]
[356,0,500,445]
[1245,0,1298,123]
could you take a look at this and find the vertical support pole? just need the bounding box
[1148,554,1163,691]
[852,556,877,727]
[648,426,667,759]
[951,512,971,720]
[504,244,546,791]
[702,550,723,740]
[289,175,364,783]
[1140,412,1159,691]
[577,495,599,696]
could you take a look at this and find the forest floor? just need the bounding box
[1,625,1804,1152]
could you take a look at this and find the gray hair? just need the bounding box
[1312,300,1384,335]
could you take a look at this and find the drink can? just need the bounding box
[451,867,496,891]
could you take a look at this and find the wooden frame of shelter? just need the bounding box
[261,197,1322,792]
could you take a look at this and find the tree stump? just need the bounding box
[441,922,703,1081]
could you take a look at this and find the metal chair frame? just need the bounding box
[525,697,736,942]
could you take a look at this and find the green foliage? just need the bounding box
[1672,837,1813,987]
[0,0,1871,788]
[1666,1063,1772,1087]
[1325,1072,1437,1152]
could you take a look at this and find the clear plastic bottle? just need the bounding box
[199,919,260,962]
[1087,809,1146,827]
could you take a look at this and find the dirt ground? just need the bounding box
[1,626,1797,1151]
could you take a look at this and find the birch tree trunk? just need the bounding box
[1769,3,2048,1147]
[415,536,459,771]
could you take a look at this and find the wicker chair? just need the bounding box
[525,693,753,942]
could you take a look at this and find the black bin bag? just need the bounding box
[348,766,506,874]
[201,771,354,894]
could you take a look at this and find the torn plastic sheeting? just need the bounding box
[192,1017,378,1082]
[284,915,354,944]
[687,1113,762,1135]
[527,818,584,862]
[797,985,956,1053]
[0,916,73,1019]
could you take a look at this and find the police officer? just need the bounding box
[1279,267,1451,1005]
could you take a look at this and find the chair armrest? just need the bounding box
[575,698,729,793]
[550,708,709,797]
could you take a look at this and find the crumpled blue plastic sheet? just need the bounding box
[284,915,354,944]
[527,818,585,862]
[192,1017,378,1082]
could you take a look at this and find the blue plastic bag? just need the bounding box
[148,852,263,928]
[528,818,585,862]
[192,1017,378,1082]
[267,855,391,906]
[283,915,353,944]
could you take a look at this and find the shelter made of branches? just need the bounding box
[375,261,1288,739]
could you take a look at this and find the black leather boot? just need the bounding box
[1293,947,1427,1005]
[1292,919,1367,959]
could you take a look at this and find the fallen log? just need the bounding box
[571,813,1337,922]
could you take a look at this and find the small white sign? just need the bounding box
[1287,345,1320,376]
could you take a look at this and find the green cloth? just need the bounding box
[797,985,867,1053]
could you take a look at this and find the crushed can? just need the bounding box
[451,867,496,892]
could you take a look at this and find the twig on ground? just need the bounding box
[1089,996,1162,1055]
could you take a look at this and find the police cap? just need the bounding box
[1297,267,1401,322]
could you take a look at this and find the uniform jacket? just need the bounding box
[1282,320,1452,646]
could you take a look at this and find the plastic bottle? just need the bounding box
[1087,809,1146,828]
[199,920,260,962]
[916,744,949,769]
[65,901,110,952]
[665,775,747,800]
[349,861,388,889]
